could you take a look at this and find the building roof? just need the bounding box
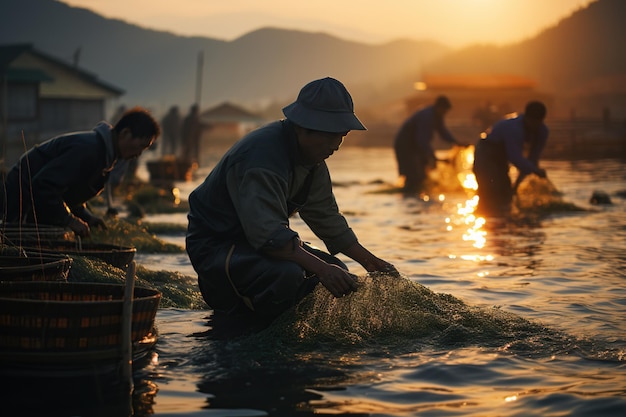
[200,101,265,123]
[0,43,124,96]
[420,73,537,90]
[6,67,54,83]
[0,44,29,70]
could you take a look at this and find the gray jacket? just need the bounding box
[186,120,357,255]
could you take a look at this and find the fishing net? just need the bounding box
[68,256,206,310]
[90,218,184,253]
[255,273,553,353]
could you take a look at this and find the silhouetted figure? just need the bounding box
[181,104,202,164]
[393,95,462,194]
[473,101,549,216]
[161,105,182,157]
[1,107,160,236]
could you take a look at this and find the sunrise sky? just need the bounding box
[59,0,595,47]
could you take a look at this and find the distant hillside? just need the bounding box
[0,0,449,115]
[2,0,623,121]
[423,0,626,94]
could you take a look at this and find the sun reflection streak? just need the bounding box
[456,147,478,191]
[445,146,494,265]
[172,187,181,205]
[460,172,478,190]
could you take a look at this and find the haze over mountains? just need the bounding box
[1,0,624,117]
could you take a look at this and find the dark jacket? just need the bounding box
[186,119,356,255]
[1,122,116,226]
[393,105,457,175]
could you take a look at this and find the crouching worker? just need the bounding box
[1,107,160,237]
[473,101,549,216]
[186,77,396,327]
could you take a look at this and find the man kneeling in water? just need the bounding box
[186,77,396,331]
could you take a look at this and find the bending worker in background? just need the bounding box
[393,95,463,194]
[472,101,549,216]
[186,77,396,328]
[1,107,160,237]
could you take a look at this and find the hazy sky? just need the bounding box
[60,0,595,47]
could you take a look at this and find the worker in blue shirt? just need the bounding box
[473,101,549,215]
[393,95,462,194]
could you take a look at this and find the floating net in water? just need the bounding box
[514,176,585,214]
[260,273,553,353]
[212,272,622,379]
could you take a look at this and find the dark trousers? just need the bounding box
[394,143,431,193]
[473,140,513,215]
[187,238,346,319]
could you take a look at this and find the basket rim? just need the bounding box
[19,242,137,253]
[0,281,161,303]
[0,256,72,270]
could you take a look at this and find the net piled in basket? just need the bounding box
[0,252,72,282]
[0,282,161,357]
[19,241,137,270]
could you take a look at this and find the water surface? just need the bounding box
[135,147,625,416]
[9,147,625,416]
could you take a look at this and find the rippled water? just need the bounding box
[13,147,626,416]
[130,147,626,417]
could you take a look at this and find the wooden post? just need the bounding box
[121,261,136,394]
[195,51,204,107]
[0,73,7,172]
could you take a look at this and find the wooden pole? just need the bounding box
[0,73,7,173]
[195,51,204,107]
[121,260,136,394]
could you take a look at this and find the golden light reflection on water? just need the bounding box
[456,146,478,191]
[172,187,181,205]
[444,146,494,267]
[461,172,478,191]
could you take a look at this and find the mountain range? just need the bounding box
[0,0,624,118]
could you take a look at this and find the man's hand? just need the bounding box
[378,261,399,276]
[316,264,360,298]
[341,242,399,277]
[68,216,90,237]
[535,168,547,178]
[88,216,108,230]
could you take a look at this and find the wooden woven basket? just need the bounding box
[0,253,72,282]
[0,282,161,357]
[19,241,137,269]
[0,223,72,245]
